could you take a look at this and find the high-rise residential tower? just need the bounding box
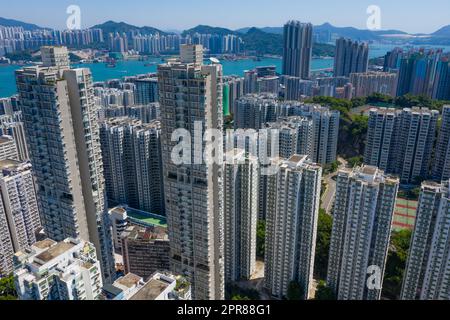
[327,166,399,300]
[364,107,439,184]
[432,106,450,182]
[0,160,41,275]
[14,238,103,300]
[264,155,322,300]
[0,135,19,161]
[334,38,369,77]
[401,180,450,300]
[158,45,225,300]
[15,47,115,283]
[100,118,165,215]
[282,21,313,79]
[223,149,259,283]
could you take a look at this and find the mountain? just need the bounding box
[241,27,284,55]
[238,23,408,41]
[0,17,44,30]
[237,27,284,35]
[182,25,238,36]
[315,23,407,40]
[92,21,167,35]
[432,25,450,37]
[241,27,335,57]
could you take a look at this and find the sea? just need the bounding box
[1,43,449,98]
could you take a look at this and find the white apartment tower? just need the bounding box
[327,166,399,300]
[0,160,41,275]
[265,116,314,160]
[15,47,115,283]
[158,44,225,300]
[432,106,450,182]
[401,180,450,300]
[282,21,313,79]
[365,107,439,184]
[100,118,164,214]
[264,155,322,300]
[281,104,340,165]
[14,238,103,300]
[224,149,259,283]
[0,135,19,161]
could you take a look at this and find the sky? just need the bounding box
[2,0,449,34]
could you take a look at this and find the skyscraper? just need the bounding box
[15,47,115,283]
[327,166,399,300]
[264,155,321,300]
[100,118,165,214]
[0,160,41,275]
[224,149,259,283]
[265,117,314,160]
[134,77,159,105]
[234,94,278,130]
[14,238,103,300]
[334,38,369,77]
[432,106,450,182]
[121,225,170,281]
[401,180,450,300]
[364,108,399,174]
[350,72,398,98]
[364,107,439,184]
[158,45,225,300]
[0,135,19,161]
[432,59,450,101]
[282,21,313,79]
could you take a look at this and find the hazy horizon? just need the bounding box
[1,0,449,34]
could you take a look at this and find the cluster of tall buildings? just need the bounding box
[364,107,443,184]
[109,31,243,55]
[385,48,450,100]
[100,118,165,214]
[15,46,115,283]
[234,95,340,165]
[0,12,448,301]
[0,26,103,56]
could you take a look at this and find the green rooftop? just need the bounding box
[126,208,167,228]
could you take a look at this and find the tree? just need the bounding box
[232,295,251,301]
[382,230,412,300]
[315,281,336,300]
[348,156,364,168]
[314,210,333,280]
[287,281,305,300]
[0,274,17,300]
[256,220,266,259]
[226,285,260,301]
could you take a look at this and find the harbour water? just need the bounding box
[0,57,333,98]
[1,43,449,98]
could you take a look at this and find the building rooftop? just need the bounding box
[130,278,170,300]
[122,225,168,242]
[0,159,24,172]
[126,207,167,228]
[33,239,57,250]
[0,135,14,144]
[116,273,142,289]
[34,242,75,265]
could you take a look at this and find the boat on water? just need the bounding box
[105,58,117,68]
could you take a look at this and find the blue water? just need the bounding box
[1,43,449,98]
[0,57,333,98]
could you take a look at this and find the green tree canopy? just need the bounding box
[315,280,336,300]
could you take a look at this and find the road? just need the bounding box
[321,157,348,214]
